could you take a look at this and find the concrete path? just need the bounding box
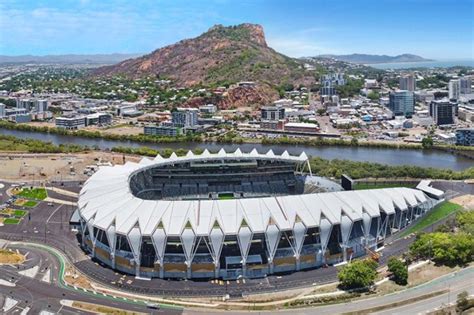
[44,197,77,206]
[45,187,79,198]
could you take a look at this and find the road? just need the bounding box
[0,243,183,314]
[184,267,474,315]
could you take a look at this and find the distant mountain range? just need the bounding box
[317,53,433,64]
[0,53,142,65]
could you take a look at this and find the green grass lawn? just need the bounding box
[13,210,27,218]
[398,201,463,238]
[218,193,235,200]
[3,218,20,224]
[22,200,38,208]
[354,182,416,190]
[17,188,47,200]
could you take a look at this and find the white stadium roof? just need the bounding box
[78,149,428,237]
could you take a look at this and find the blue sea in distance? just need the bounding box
[371,59,474,70]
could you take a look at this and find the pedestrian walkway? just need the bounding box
[45,187,79,198]
[44,197,77,206]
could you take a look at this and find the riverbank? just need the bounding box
[1,135,473,180]
[1,121,473,155]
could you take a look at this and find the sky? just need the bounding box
[0,0,473,59]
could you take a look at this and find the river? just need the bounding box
[1,129,472,170]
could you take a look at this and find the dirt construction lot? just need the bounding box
[0,152,140,182]
[450,194,474,210]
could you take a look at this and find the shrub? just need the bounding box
[387,257,408,285]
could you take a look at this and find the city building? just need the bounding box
[76,149,439,280]
[16,98,49,114]
[448,79,461,100]
[55,115,86,129]
[388,90,414,117]
[429,99,456,126]
[399,74,416,91]
[261,106,285,121]
[0,103,5,118]
[144,125,182,137]
[172,108,198,128]
[456,128,474,146]
[116,103,143,117]
[199,104,217,114]
[458,106,474,122]
[35,99,48,113]
[260,120,284,130]
[460,77,472,94]
[16,98,35,111]
[320,73,345,96]
[284,122,319,134]
[86,113,112,126]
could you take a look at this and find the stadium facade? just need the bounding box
[77,148,439,279]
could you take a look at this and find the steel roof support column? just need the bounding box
[319,218,333,264]
[340,216,353,262]
[79,217,86,247]
[127,227,142,278]
[151,226,167,279]
[106,225,116,269]
[265,223,280,275]
[180,227,196,279]
[292,221,307,271]
[209,226,225,278]
[238,225,253,278]
[362,212,372,247]
[87,219,96,257]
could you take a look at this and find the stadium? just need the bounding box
[77,148,440,280]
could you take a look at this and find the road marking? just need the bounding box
[41,268,51,283]
[46,204,64,224]
[18,265,39,278]
[2,297,18,312]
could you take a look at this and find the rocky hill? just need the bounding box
[183,84,279,110]
[93,23,315,88]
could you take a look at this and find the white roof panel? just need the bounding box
[78,149,430,241]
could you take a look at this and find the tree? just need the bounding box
[387,257,408,285]
[409,232,474,266]
[367,91,380,101]
[456,291,471,312]
[421,136,433,149]
[317,108,326,116]
[338,259,378,290]
[456,211,474,234]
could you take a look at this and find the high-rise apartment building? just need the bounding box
[460,77,472,94]
[320,73,345,96]
[448,79,461,100]
[429,99,456,125]
[172,108,198,128]
[399,74,416,91]
[388,90,414,117]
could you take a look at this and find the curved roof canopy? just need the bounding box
[78,149,428,236]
